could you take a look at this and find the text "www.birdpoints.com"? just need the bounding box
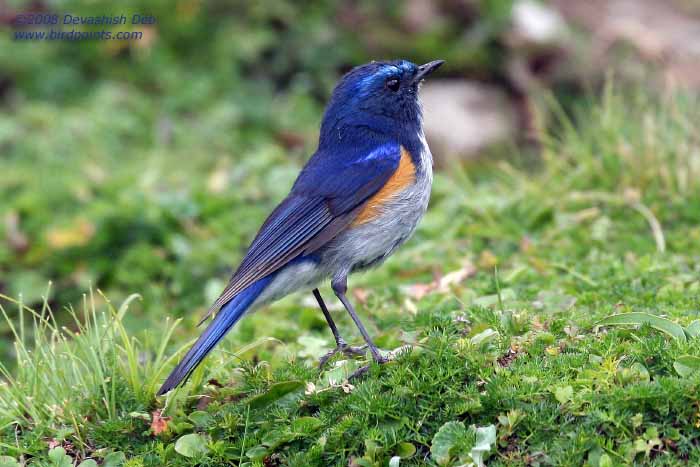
[12,13,155,41]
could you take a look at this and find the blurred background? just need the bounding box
[1,0,699,360]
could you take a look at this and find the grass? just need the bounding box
[2,87,700,466]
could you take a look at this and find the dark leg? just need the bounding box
[314,289,344,345]
[331,276,387,368]
[313,288,366,368]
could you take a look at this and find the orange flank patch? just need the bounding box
[352,146,416,226]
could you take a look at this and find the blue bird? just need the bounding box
[157,59,444,395]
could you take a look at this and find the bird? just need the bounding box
[157,59,444,395]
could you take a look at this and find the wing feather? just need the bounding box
[199,141,402,324]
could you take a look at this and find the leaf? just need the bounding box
[297,335,329,359]
[174,433,209,458]
[246,380,304,410]
[0,456,20,467]
[353,459,374,467]
[128,411,150,421]
[364,439,381,460]
[430,421,468,465]
[322,359,361,386]
[396,442,416,458]
[45,218,95,249]
[553,385,573,404]
[674,355,700,378]
[188,410,213,428]
[78,460,98,467]
[102,452,126,467]
[405,262,476,299]
[430,421,495,466]
[599,453,614,467]
[596,312,686,342]
[470,328,499,346]
[150,410,171,435]
[245,445,269,461]
[48,447,72,467]
[686,320,700,338]
[471,425,497,466]
[291,416,323,434]
[473,288,516,307]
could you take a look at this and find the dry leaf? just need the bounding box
[196,395,213,411]
[150,410,171,435]
[46,218,95,249]
[5,211,28,253]
[520,236,533,253]
[403,297,418,315]
[406,261,476,299]
[437,263,477,292]
[352,288,369,304]
[478,250,498,269]
[207,163,230,194]
[406,282,433,300]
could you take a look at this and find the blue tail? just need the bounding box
[157,276,272,395]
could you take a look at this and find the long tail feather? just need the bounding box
[157,276,272,395]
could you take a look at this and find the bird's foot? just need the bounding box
[348,354,389,380]
[318,342,367,368]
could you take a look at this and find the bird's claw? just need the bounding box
[318,343,367,368]
[348,354,389,380]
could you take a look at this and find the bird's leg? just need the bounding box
[331,277,388,378]
[314,288,366,368]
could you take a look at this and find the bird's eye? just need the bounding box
[386,78,400,92]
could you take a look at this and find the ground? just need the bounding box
[1,89,700,466]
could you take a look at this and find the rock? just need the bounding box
[421,80,518,164]
[552,0,700,89]
[511,0,568,48]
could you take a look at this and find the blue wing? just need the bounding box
[201,139,401,322]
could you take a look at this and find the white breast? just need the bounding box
[322,132,433,280]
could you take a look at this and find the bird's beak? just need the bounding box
[412,60,445,85]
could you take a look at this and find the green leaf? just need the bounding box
[364,439,381,460]
[0,456,20,467]
[553,385,574,404]
[246,380,304,410]
[291,416,323,434]
[128,411,150,421]
[473,288,516,307]
[321,359,361,386]
[620,362,650,384]
[297,335,329,359]
[396,442,416,458]
[78,460,98,467]
[596,312,686,342]
[102,452,126,467]
[674,355,700,377]
[188,410,214,427]
[174,433,209,458]
[599,453,614,467]
[470,328,499,346]
[471,425,497,466]
[686,320,700,338]
[48,447,72,467]
[430,421,495,466]
[245,445,269,461]
[430,421,468,465]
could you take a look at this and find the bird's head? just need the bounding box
[319,59,444,145]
